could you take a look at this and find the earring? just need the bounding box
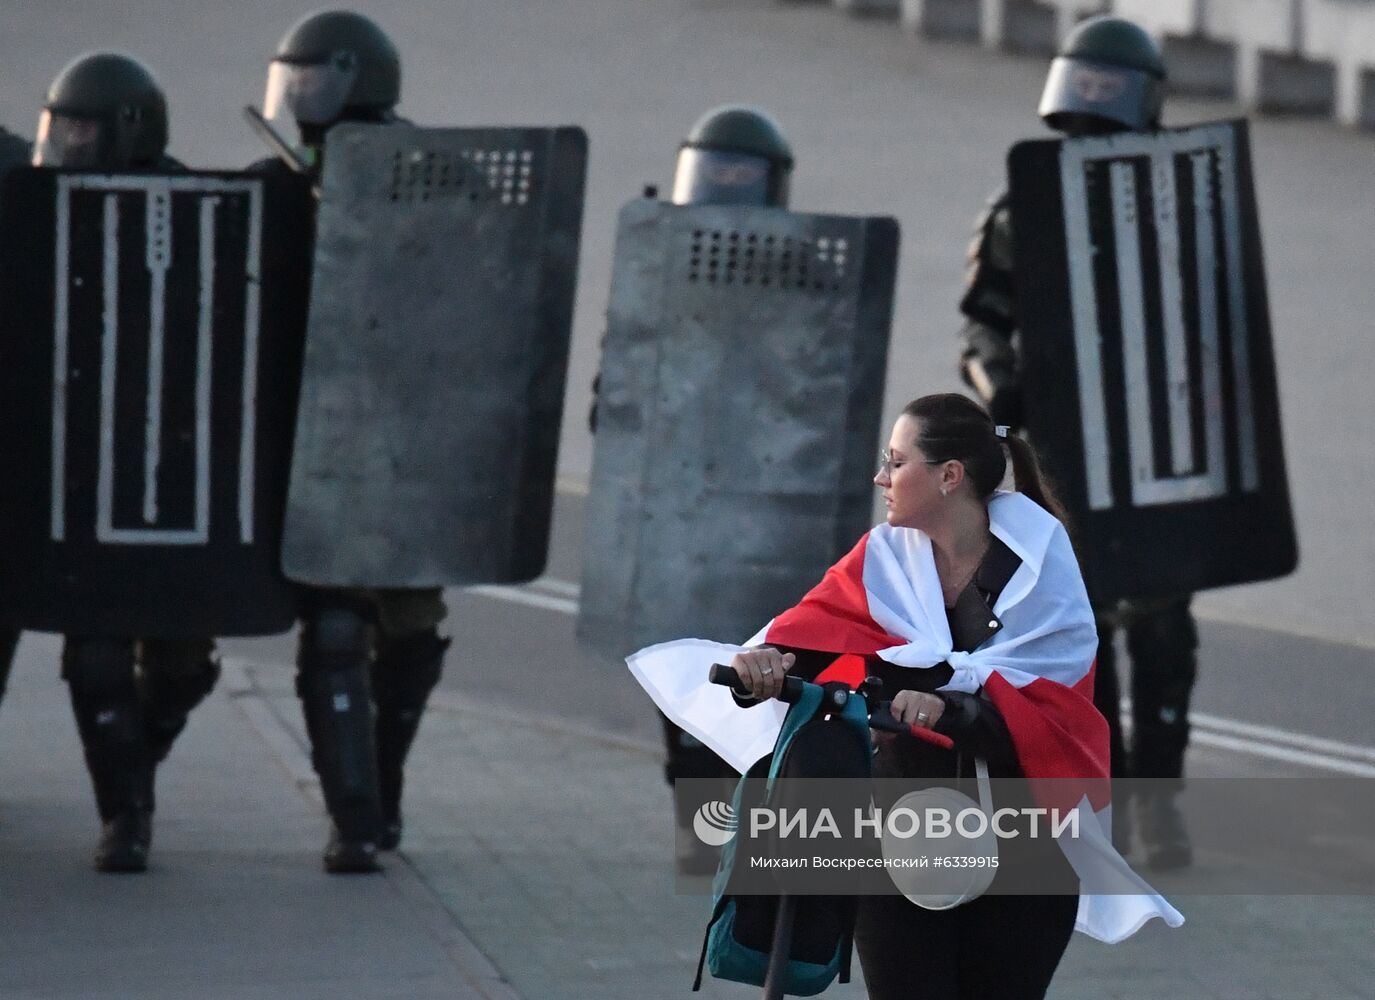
[939,487,949,497]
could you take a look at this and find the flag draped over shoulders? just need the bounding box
[626,491,1183,943]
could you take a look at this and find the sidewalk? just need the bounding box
[0,634,513,1000]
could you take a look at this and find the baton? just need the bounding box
[242,106,320,197]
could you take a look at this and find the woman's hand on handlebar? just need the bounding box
[729,648,796,702]
[890,690,945,730]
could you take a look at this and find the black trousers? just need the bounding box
[853,891,1078,1000]
[1093,595,1199,782]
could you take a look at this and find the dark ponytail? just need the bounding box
[903,393,1070,527]
[1004,433,1070,526]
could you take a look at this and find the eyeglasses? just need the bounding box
[876,450,943,477]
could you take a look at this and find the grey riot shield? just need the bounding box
[0,167,313,637]
[282,123,587,587]
[1008,119,1297,601]
[578,198,899,657]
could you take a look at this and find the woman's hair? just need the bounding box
[902,393,1069,526]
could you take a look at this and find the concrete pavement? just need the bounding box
[0,634,513,1000]
[3,614,1373,998]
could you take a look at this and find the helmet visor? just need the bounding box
[671,148,778,207]
[33,110,106,168]
[1038,57,1161,133]
[262,55,358,127]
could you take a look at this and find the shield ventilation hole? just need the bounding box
[686,228,848,291]
[388,147,535,206]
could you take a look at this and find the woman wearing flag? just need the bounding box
[630,393,1181,998]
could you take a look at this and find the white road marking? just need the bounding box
[1187,709,1375,766]
[464,584,578,616]
[1189,730,1375,779]
[529,577,580,598]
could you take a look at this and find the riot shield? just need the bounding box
[0,167,313,637]
[578,198,899,656]
[282,123,587,587]
[1008,119,1297,601]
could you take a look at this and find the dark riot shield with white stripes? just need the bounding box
[577,198,899,657]
[1008,120,1297,602]
[0,167,313,637]
[282,123,587,587]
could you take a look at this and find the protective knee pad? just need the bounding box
[1124,600,1199,662]
[1126,602,1199,718]
[63,638,138,704]
[300,608,372,672]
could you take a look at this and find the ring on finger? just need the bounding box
[916,711,930,723]
[760,666,774,676]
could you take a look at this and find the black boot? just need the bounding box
[64,637,155,874]
[96,809,153,873]
[297,606,384,873]
[372,629,449,850]
[324,824,380,873]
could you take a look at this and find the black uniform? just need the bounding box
[53,156,223,870]
[249,144,451,867]
[958,190,1199,790]
[587,105,799,874]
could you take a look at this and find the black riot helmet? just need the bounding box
[33,52,168,169]
[1038,16,1165,135]
[264,9,400,132]
[671,105,793,208]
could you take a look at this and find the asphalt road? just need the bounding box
[1,0,1373,651]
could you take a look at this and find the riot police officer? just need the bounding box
[957,15,1194,869]
[253,9,451,874]
[590,105,795,874]
[31,52,222,873]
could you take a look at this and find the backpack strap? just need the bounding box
[693,895,730,991]
[692,925,709,992]
[764,682,825,791]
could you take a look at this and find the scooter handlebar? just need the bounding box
[709,664,805,704]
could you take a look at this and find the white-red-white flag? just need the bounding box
[627,491,1183,942]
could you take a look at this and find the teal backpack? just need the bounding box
[693,680,875,997]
